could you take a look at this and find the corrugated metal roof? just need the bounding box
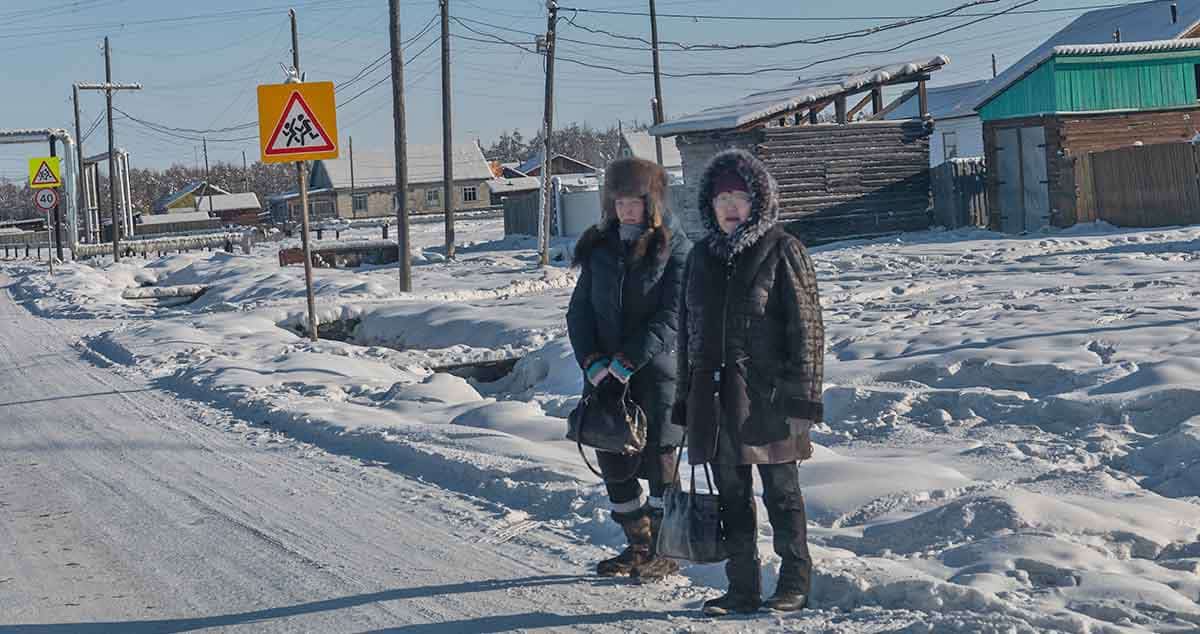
[194,192,261,212]
[650,56,950,136]
[621,130,682,168]
[975,0,1200,108]
[1053,37,1200,56]
[883,79,989,121]
[312,143,493,189]
[516,152,599,175]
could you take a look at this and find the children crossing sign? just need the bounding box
[257,81,338,164]
[29,157,62,189]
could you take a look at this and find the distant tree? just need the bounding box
[486,121,649,171]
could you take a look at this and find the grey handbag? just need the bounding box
[656,440,729,563]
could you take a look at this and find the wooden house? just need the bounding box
[977,39,1200,232]
[516,152,598,177]
[194,193,263,226]
[649,56,949,243]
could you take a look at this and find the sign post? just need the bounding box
[258,67,338,343]
[33,189,59,274]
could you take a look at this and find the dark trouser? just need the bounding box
[597,446,679,512]
[712,461,812,595]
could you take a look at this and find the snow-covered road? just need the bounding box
[0,274,703,633]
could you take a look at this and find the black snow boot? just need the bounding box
[597,509,652,577]
[632,507,680,582]
[765,559,810,612]
[702,556,762,616]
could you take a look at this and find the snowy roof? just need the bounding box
[312,143,493,189]
[621,130,682,169]
[486,176,541,194]
[883,79,989,121]
[650,56,950,136]
[0,128,70,143]
[516,152,599,175]
[194,193,262,213]
[140,211,216,226]
[153,181,233,211]
[976,0,1200,108]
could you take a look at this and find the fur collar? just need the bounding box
[572,218,671,269]
[697,149,779,262]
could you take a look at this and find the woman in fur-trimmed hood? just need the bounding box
[673,148,825,616]
[566,156,691,582]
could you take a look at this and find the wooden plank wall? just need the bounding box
[931,158,990,229]
[1083,142,1200,227]
[503,190,543,237]
[757,121,932,243]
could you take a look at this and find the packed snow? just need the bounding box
[8,215,1200,632]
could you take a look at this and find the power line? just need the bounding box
[555,0,1140,21]
[459,0,1042,78]
[339,34,440,107]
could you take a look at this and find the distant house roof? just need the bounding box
[152,181,232,212]
[487,176,541,195]
[517,152,599,176]
[883,79,989,121]
[622,130,682,169]
[310,143,493,190]
[193,192,262,213]
[975,0,1200,108]
[651,56,950,137]
[139,211,215,226]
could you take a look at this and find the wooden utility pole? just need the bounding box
[390,0,412,291]
[72,85,87,243]
[538,0,559,266]
[202,137,214,215]
[648,0,665,165]
[349,136,356,218]
[242,150,249,191]
[440,0,456,259]
[291,9,318,342]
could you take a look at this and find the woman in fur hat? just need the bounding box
[673,149,824,615]
[567,156,692,581]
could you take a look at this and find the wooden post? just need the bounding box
[440,0,455,259]
[538,1,559,266]
[918,80,929,118]
[871,88,883,115]
[389,0,412,291]
[835,96,847,124]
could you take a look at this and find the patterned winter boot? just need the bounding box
[632,507,680,582]
[597,509,652,577]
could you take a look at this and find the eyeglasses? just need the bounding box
[713,191,751,206]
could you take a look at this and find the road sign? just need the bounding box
[33,188,59,211]
[257,81,338,164]
[29,157,62,189]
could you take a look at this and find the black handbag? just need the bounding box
[566,380,648,478]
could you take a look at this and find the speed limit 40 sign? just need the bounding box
[33,188,59,211]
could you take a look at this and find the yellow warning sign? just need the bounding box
[257,81,338,164]
[29,157,62,189]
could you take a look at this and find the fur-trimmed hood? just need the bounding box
[697,148,779,261]
[573,157,674,267]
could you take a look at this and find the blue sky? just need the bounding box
[0,0,1143,181]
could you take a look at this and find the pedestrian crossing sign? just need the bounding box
[258,81,338,164]
[29,157,62,189]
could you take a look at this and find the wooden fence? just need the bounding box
[931,158,990,229]
[1076,142,1200,227]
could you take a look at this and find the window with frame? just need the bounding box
[462,185,478,203]
[352,193,368,214]
[942,131,959,161]
[425,188,440,206]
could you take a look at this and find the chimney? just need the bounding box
[1172,2,1179,24]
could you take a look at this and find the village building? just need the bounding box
[306,143,494,221]
[649,56,950,243]
[515,152,597,177]
[618,130,683,182]
[977,38,1200,232]
[194,193,263,226]
[883,80,989,166]
[153,181,232,214]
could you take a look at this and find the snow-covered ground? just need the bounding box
[7,216,1200,632]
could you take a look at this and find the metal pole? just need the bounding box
[349,136,355,218]
[48,138,57,272]
[390,0,411,291]
[242,150,249,191]
[291,8,318,342]
[649,0,665,166]
[73,85,88,244]
[440,0,456,259]
[538,1,558,267]
[104,36,120,262]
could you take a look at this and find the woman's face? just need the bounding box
[615,196,646,225]
[713,191,752,235]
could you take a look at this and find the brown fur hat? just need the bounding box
[573,157,673,267]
